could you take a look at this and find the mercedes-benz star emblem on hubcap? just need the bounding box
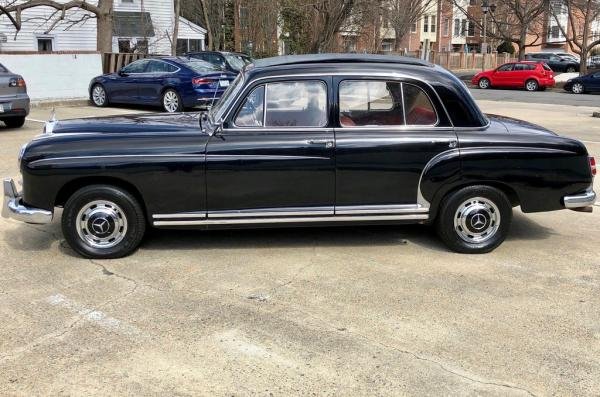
[91,218,110,235]
[470,213,487,230]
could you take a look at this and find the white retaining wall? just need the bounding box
[0,53,102,100]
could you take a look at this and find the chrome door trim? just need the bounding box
[153,213,429,227]
[208,206,333,218]
[335,204,428,215]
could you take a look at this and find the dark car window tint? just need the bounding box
[265,81,327,127]
[514,64,535,71]
[235,86,265,127]
[121,59,149,73]
[542,63,552,71]
[497,64,514,72]
[185,61,219,74]
[146,60,178,73]
[340,81,401,127]
[403,84,437,126]
[593,72,600,79]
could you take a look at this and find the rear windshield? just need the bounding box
[225,54,252,72]
[542,63,552,71]
[183,60,219,74]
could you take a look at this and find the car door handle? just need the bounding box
[307,139,335,149]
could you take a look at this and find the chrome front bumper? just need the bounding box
[2,178,53,224]
[564,188,597,210]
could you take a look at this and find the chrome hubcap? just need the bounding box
[454,197,501,244]
[76,200,128,249]
[573,84,583,94]
[526,81,537,91]
[479,79,489,88]
[93,86,106,105]
[163,91,179,112]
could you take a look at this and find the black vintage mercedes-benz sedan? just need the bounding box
[2,54,596,259]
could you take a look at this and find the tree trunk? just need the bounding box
[517,28,527,61]
[199,0,213,51]
[96,0,114,53]
[172,0,180,55]
[233,0,242,52]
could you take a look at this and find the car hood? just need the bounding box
[485,114,557,136]
[46,112,202,134]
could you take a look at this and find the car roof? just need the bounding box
[253,53,431,69]
[186,51,250,57]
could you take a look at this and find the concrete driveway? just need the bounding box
[1,102,599,396]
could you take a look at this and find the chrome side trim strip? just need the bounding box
[208,207,333,218]
[335,204,428,215]
[154,213,428,227]
[153,212,206,220]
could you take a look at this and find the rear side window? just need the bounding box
[514,64,535,71]
[234,81,328,128]
[542,63,552,71]
[339,80,437,127]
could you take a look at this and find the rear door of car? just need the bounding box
[137,60,180,104]
[205,77,336,219]
[333,76,458,217]
[512,63,531,87]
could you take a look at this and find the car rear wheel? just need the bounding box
[436,185,512,254]
[566,66,577,73]
[2,117,26,128]
[62,185,146,259]
[572,82,585,94]
[91,84,108,107]
[162,89,183,113]
[525,79,539,92]
[478,78,491,89]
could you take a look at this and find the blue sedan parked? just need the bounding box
[89,57,236,112]
[564,70,600,94]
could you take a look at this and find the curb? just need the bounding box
[30,98,90,109]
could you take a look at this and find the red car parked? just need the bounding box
[472,61,555,91]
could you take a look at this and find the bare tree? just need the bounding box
[0,0,115,52]
[387,0,436,52]
[551,0,600,73]
[453,0,548,60]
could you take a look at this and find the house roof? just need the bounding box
[178,16,207,39]
[113,11,155,37]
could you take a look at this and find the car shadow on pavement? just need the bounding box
[2,210,554,256]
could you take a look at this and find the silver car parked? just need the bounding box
[0,63,29,128]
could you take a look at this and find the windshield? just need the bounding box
[224,54,252,72]
[209,72,245,123]
[184,60,220,74]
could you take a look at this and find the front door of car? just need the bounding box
[333,77,458,213]
[493,63,515,86]
[105,59,149,103]
[206,78,336,218]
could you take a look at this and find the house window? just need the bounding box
[135,39,148,54]
[443,18,450,36]
[467,21,475,37]
[176,38,204,55]
[423,16,429,33]
[118,39,132,53]
[411,22,417,33]
[454,19,460,36]
[37,37,53,52]
[430,16,436,33]
[381,41,393,54]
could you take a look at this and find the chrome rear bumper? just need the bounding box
[2,178,53,224]
[564,188,596,211]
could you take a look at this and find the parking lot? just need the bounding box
[1,98,600,395]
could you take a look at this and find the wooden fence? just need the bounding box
[103,51,517,75]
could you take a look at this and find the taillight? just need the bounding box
[192,77,216,88]
[590,157,597,176]
[9,78,25,88]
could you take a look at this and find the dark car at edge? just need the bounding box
[0,63,30,129]
[564,70,600,94]
[3,54,596,259]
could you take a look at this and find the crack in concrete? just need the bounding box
[88,259,166,293]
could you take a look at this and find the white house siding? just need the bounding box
[0,0,98,52]
[112,0,175,55]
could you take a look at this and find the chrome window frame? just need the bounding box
[230,79,329,130]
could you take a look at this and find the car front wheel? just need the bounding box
[572,82,585,94]
[91,84,108,107]
[436,186,512,254]
[162,89,183,113]
[566,66,577,73]
[525,79,539,92]
[62,185,146,259]
[478,78,491,89]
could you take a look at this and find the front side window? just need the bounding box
[339,81,437,127]
[234,81,328,128]
[265,81,328,127]
[497,64,514,72]
[121,59,149,73]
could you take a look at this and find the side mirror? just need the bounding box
[118,70,128,77]
[208,121,223,137]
